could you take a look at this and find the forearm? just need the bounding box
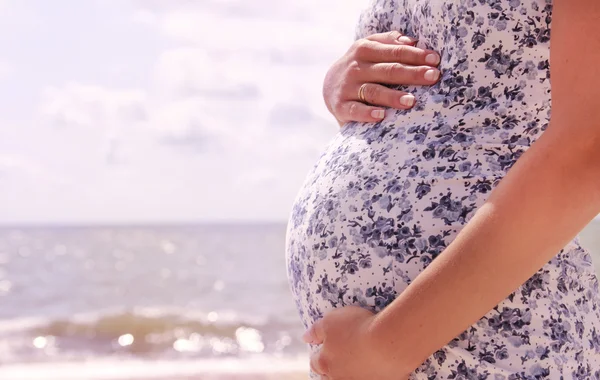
[368,128,600,373]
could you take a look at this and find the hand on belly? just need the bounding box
[303,305,410,380]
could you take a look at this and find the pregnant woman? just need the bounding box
[286,0,600,379]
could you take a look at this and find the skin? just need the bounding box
[322,30,441,126]
[304,1,600,379]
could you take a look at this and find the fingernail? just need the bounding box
[424,69,440,82]
[397,36,416,44]
[425,53,440,65]
[371,109,385,119]
[400,95,415,107]
[302,330,314,344]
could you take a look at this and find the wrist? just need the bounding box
[363,314,414,378]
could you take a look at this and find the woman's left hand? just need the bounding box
[302,306,410,380]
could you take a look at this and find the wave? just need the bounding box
[35,310,260,340]
[0,308,304,361]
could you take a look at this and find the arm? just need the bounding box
[368,0,600,374]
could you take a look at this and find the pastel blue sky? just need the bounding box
[0,0,366,224]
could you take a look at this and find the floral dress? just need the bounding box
[285,0,600,378]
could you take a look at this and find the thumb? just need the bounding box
[302,320,325,344]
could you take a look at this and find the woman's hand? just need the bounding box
[324,31,441,126]
[303,306,410,380]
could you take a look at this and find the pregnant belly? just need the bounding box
[285,121,520,326]
[285,122,600,379]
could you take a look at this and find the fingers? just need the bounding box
[336,101,387,123]
[357,83,416,110]
[303,320,326,344]
[364,30,417,45]
[366,62,441,86]
[310,350,329,376]
[355,40,440,67]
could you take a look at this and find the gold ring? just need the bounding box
[358,83,368,103]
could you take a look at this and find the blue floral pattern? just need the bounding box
[286,0,600,378]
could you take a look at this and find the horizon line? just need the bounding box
[0,220,289,229]
[2,215,600,230]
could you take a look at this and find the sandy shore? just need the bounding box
[0,361,310,380]
[0,372,309,380]
[138,375,308,380]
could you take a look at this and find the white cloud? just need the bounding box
[151,44,335,136]
[151,98,238,152]
[40,83,147,130]
[153,47,260,100]
[132,8,156,25]
[156,4,361,66]
[0,61,11,80]
[0,155,34,173]
[0,154,74,191]
[235,167,276,187]
[2,0,367,223]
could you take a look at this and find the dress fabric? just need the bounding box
[285,0,600,378]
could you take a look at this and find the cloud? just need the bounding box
[38,83,150,167]
[4,0,367,223]
[151,45,336,135]
[39,2,351,160]
[157,8,354,66]
[0,154,73,188]
[131,8,156,26]
[0,155,33,173]
[235,167,276,187]
[40,83,147,130]
[142,0,363,149]
[267,103,331,128]
[103,135,119,165]
[153,102,220,152]
[0,61,11,80]
[153,47,260,100]
[135,0,368,66]
[0,153,100,224]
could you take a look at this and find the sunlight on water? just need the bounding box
[173,333,204,353]
[0,224,335,377]
[275,334,292,352]
[235,327,265,353]
[0,220,597,379]
[33,336,48,349]
[118,334,134,347]
[210,337,236,355]
[53,244,67,256]
[160,268,172,279]
[161,240,177,255]
[214,280,225,291]
[18,246,31,257]
[0,280,11,294]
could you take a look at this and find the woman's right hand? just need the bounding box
[323,31,441,126]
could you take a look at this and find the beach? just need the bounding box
[0,221,598,379]
[0,360,309,380]
[0,224,309,380]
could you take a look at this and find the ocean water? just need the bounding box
[0,222,599,379]
[0,224,307,379]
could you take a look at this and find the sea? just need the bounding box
[0,222,599,380]
[0,224,306,379]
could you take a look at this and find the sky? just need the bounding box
[0,0,367,225]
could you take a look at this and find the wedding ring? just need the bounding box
[358,83,368,103]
